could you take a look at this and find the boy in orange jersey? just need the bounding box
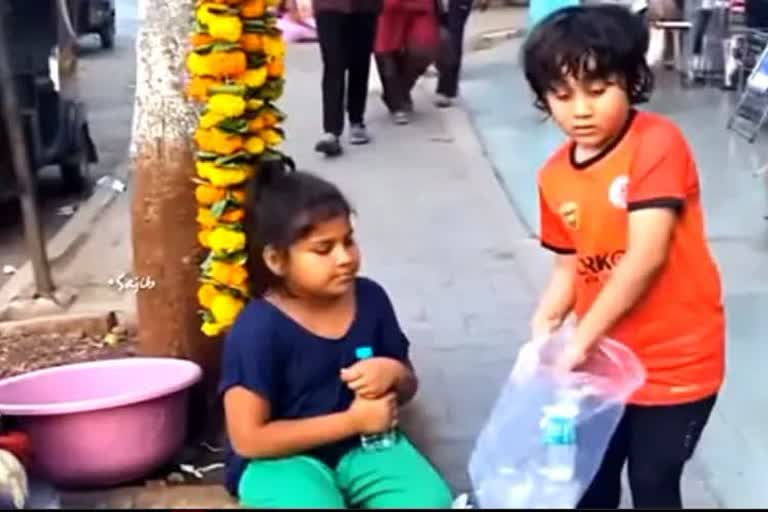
[521,4,725,509]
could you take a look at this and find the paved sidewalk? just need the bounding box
[2,9,722,507]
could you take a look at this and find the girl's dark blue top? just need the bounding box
[218,277,412,496]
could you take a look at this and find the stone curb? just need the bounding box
[0,163,130,313]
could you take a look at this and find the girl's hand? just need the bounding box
[346,393,398,435]
[340,357,404,399]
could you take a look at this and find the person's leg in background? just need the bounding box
[375,9,411,123]
[315,11,347,157]
[435,0,472,107]
[576,411,631,509]
[336,432,453,508]
[400,10,440,110]
[345,12,378,145]
[627,394,717,508]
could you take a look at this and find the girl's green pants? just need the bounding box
[238,434,453,508]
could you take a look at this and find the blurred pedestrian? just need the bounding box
[374,0,441,124]
[313,0,380,157]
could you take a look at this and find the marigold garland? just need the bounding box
[186,0,286,337]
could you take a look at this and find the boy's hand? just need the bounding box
[555,343,588,374]
[530,311,564,339]
[346,393,398,435]
[341,357,404,399]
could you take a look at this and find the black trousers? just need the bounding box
[577,394,717,509]
[436,0,472,98]
[315,11,378,136]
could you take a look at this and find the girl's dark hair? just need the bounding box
[521,4,654,112]
[243,155,353,296]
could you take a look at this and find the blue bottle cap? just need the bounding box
[355,346,374,359]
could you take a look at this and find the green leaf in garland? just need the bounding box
[217,117,249,134]
[196,151,219,161]
[200,251,215,274]
[210,198,229,219]
[215,151,253,166]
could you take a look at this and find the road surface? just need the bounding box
[0,0,137,289]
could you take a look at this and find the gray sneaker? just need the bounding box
[434,94,453,108]
[314,133,342,157]
[393,111,409,125]
[349,124,371,145]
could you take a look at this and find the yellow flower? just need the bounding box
[211,293,246,324]
[210,260,249,286]
[194,127,243,154]
[197,207,218,228]
[246,99,264,111]
[198,284,219,309]
[244,136,265,155]
[208,15,243,43]
[242,67,267,88]
[198,229,213,248]
[260,128,283,147]
[202,320,226,337]
[207,94,246,117]
[199,110,227,129]
[196,161,253,187]
[208,227,246,253]
[265,0,280,7]
[263,34,285,58]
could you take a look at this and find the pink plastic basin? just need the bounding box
[0,357,202,488]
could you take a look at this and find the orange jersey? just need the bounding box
[538,110,725,406]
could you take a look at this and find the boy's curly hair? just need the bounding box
[522,4,654,112]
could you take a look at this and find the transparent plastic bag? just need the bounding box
[468,324,646,509]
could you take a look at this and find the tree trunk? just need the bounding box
[130,0,222,430]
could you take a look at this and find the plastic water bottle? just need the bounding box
[539,390,580,482]
[354,346,397,451]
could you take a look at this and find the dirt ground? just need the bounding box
[0,328,138,379]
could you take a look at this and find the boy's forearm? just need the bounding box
[234,412,357,459]
[572,254,662,352]
[534,262,577,322]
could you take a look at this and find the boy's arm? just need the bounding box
[533,183,578,337]
[531,253,578,337]
[569,207,677,356]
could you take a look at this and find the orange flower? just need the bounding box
[210,260,249,287]
[239,33,263,52]
[185,76,221,103]
[190,32,215,47]
[197,208,219,229]
[231,189,246,204]
[247,116,264,133]
[267,56,284,78]
[221,208,245,223]
[240,0,265,18]
[193,127,244,154]
[187,50,247,79]
[195,183,227,205]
